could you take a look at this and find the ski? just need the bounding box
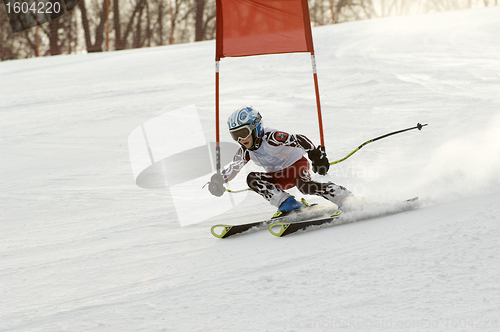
[211,220,269,238]
[269,210,343,237]
[268,197,419,237]
[210,202,335,238]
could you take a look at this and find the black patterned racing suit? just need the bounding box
[221,128,350,207]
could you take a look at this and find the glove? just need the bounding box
[307,146,330,175]
[208,173,225,197]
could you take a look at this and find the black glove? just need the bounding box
[208,173,225,197]
[308,146,330,175]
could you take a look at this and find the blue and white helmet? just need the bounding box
[227,106,264,150]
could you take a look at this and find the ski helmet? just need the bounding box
[227,106,264,150]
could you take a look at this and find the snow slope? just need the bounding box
[1,6,500,332]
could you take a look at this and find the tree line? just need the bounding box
[1,0,498,60]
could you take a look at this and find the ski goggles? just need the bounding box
[229,125,252,142]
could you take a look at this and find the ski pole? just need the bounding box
[330,123,427,165]
[220,123,427,194]
[226,188,253,193]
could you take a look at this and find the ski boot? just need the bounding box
[272,197,306,218]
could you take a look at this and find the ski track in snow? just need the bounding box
[1,6,500,332]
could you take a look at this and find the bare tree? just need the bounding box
[78,0,109,52]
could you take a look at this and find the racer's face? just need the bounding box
[239,135,253,149]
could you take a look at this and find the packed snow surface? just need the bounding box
[1,6,500,332]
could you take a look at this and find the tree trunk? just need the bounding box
[195,0,205,41]
[92,0,109,51]
[48,19,60,55]
[79,0,92,52]
[113,0,124,49]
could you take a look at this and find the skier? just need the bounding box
[208,106,352,217]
